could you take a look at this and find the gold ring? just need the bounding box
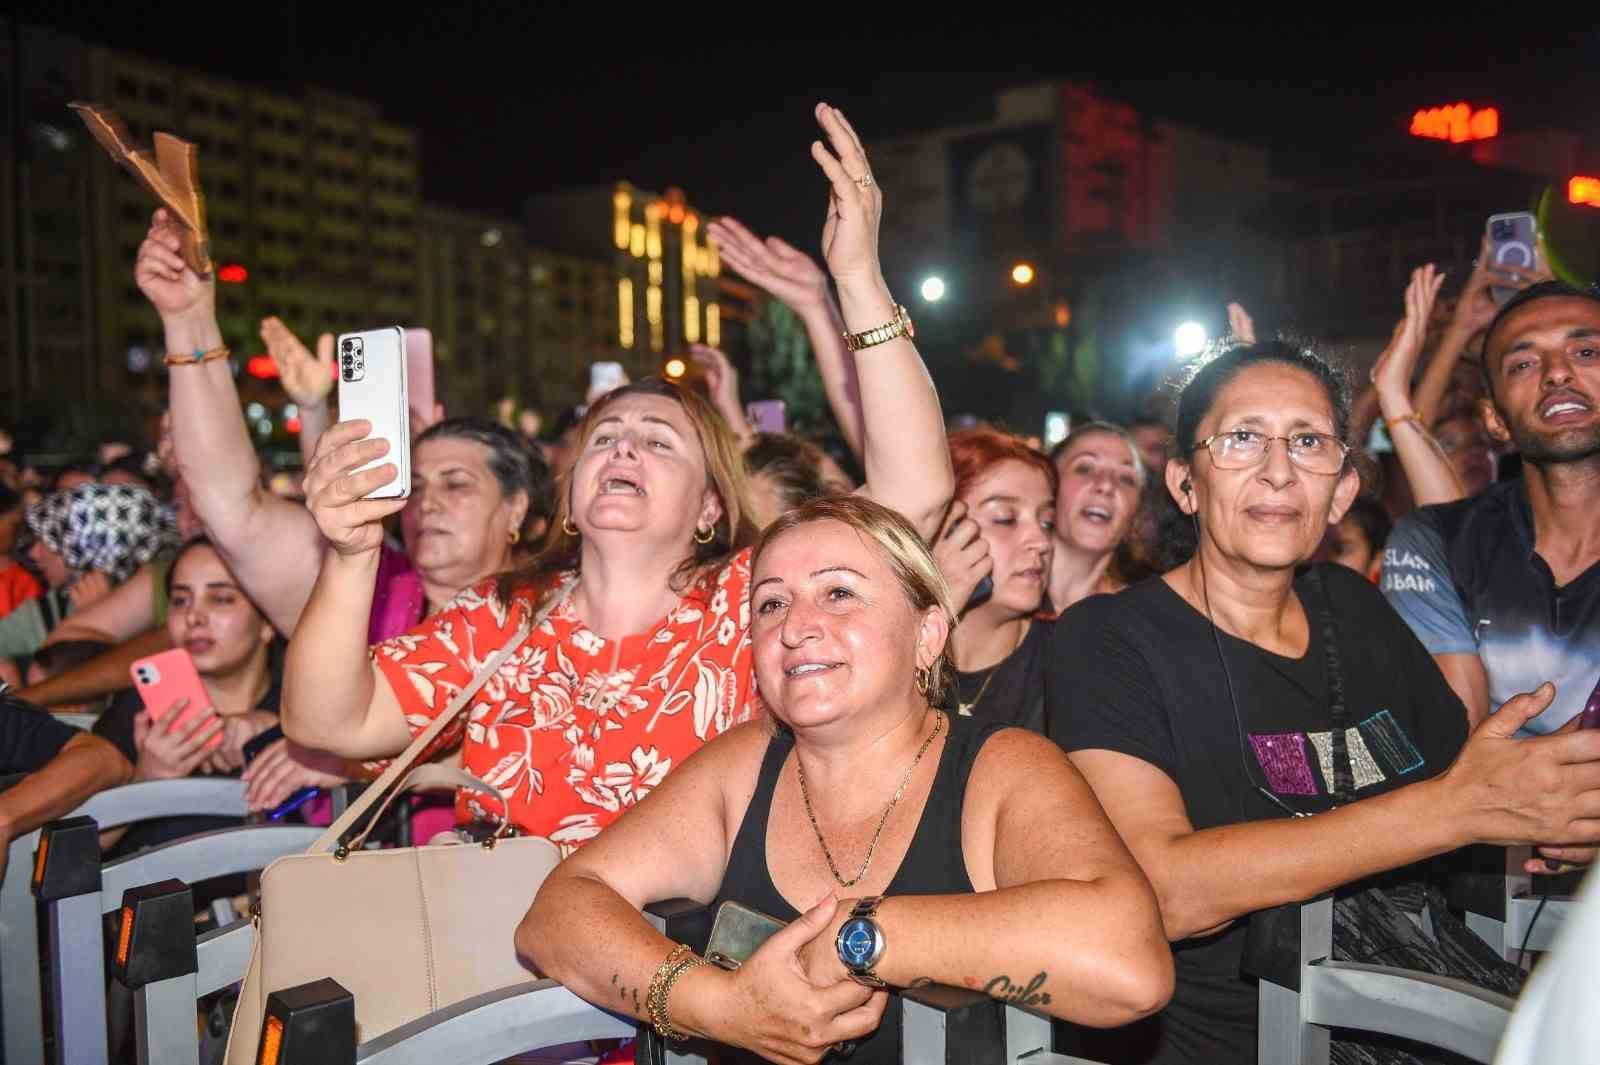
[854,173,873,189]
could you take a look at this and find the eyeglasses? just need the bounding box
[1193,429,1349,475]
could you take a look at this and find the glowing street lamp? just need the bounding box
[1010,262,1035,286]
[920,276,946,303]
[664,358,687,380]
[1174,321,1208,358]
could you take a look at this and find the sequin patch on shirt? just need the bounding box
[1249,731,1319,795]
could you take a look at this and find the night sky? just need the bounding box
[12,5,1599,252]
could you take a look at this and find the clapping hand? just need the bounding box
[1372,264,1446,407]
[810,104,882,289]
[706,216,831,315]
[261,317,334,409]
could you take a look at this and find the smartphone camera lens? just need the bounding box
[1491,220,1513,240]
[342,340,354,354]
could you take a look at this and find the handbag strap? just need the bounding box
[310,577,573,855]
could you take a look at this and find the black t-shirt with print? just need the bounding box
[940,617,1052,732]
[1045,563,1468,1065]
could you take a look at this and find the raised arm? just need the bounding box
[260,316,335,466]
[135,211,322,634]
[809,105,952,539]
[707,216,865,458]
[278,419,412,759]
[1071,685,1600,940]
[796,730,1171,1026]
[1372,265,1465,507]
[688,344,755,446]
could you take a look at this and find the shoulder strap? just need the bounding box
[1313,569,1355,805]
[310,577,573,854]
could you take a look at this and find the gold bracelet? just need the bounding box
[655,953,709,1043]
[164,345,230,367]
[1384,410,1427,432]
[646,944,692,1040]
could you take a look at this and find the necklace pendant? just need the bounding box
[956,701,972,717]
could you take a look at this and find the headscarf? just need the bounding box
[25,484,178,583]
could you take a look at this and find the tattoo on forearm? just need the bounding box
[983,972,1052,1007]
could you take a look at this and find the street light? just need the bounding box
[664,358,687,380]
[920,276,946,303]
[1174,321,1208,358]
[1010,262,1035,286]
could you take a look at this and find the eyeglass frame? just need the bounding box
[1189,429,1351,475]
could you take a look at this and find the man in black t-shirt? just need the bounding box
[0,693,132,879]
[1383,281,1600,732]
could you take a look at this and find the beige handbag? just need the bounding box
[225,583,571,1063]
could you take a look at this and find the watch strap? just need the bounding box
[842,306,914,352]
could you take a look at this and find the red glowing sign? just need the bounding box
[217,263,248,283]
[1571,176,1600,208]
[245,354,278,379]
[1409,103,1499,143]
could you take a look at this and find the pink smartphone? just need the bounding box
[746,400,786,435]
[129,648,222,749]
[405,328,435,424]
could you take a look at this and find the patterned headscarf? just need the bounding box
[25,484,178,583]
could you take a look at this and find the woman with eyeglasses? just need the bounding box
[1044,340,1600,1065]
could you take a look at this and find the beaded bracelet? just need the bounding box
[164,346,230,367]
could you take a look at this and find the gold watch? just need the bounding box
[843,305,915,352]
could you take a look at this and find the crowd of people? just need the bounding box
[2,99,1599,1065]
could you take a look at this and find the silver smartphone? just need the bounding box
[1486,212,1539,305]
[704,900,786,971]
[336,326,410,499]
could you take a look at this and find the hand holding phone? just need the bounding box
[1486,212,1542,305]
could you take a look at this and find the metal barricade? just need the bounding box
[1455,845,1578,962]
[31,814,319,1065]
[1257,895,1516,1064]
[1,776,249,1065]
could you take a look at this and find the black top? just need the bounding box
[1383,477,1600,734]
[92,680,281,856]
[0,694,81,774]
[940,618,1052,732]
[1046,564,1468,1065]
[711,713,1011,1065]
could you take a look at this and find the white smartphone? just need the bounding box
[336,326,410,499]
[1486,212,1540,305]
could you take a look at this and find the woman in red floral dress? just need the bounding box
[281,103,955,849]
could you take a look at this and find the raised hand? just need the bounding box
[1372,264,1446,408]
[933,501,993,615]
[301,419,408,557]
[261,317,334,409]
[134,208,214,324]
[1450,235,1546,340]
[1227,303,1257,345]
[809,104,883,289]
[707,216,831,314]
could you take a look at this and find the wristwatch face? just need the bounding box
[837,917,883,969]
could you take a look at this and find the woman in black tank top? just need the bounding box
[524,497,1171,1065]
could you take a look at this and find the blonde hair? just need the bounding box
[753,495,957,703]
[502,378,760,597]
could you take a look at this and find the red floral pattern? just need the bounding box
[371,550,757,853]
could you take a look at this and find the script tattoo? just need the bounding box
[983,972,1052,1007]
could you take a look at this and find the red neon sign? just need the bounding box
[1571,176,1600,208]
[218,263,249,283]
[245,354,278,379]
[1409,103,1499,143]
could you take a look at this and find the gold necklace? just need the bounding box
[795,710,945,888]
[956,621,1027,717]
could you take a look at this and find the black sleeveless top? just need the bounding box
[710,712,1012,1065]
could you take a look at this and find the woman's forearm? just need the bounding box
[1378,388,1465,507]
[297,400,332,469]
[838,276,953,540]
[1413,324,1471,427]
[869,881,1171,1027]
[797,297,865,459]
[1146,774,1461,940]
[280,549,385,755]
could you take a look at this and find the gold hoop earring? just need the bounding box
[562,516,578,537]
[508,528,521,545]
[694,525,715,545]
[913,666,931,697]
